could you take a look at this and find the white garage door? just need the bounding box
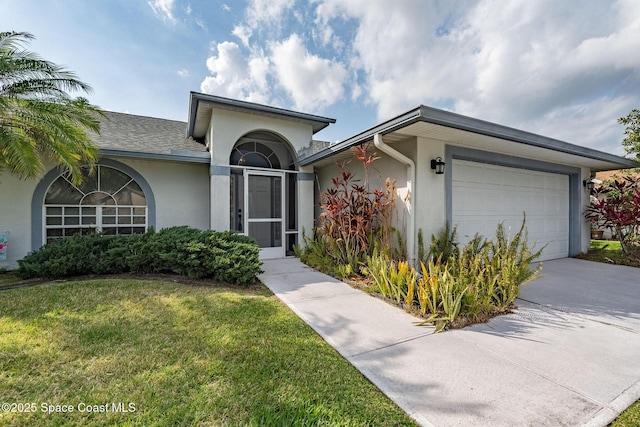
[452,159,569,261]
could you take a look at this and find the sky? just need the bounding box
[2,0,640,155]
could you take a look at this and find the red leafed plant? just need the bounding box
[316,144,397,271]
[585,175,640,257]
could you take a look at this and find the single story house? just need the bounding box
[0,92,636,268]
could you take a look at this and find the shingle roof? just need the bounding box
[91,111,207,156]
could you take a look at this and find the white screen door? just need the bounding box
[245,170,284,259]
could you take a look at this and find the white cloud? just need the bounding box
[232,25,252,48]
[313,0,640,151]
[200,41,271,104]
[148,0,176,24]
[245,0,295,27]
[198,0,640,152]
[221,3,231,12]
[177,68,190,77]
[270,34,347,112]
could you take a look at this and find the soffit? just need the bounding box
[192,104,213,140]
[387,121,631,171]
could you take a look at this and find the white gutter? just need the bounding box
[373,133,416,267]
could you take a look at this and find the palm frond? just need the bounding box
[0,31,101,183]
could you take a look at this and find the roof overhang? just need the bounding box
[187,92,336,141]
[101,148,210,164]
[300,105,638,171]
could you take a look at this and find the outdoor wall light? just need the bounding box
[431,157,446,175]
[583,179,595,191]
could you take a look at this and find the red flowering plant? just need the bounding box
[316,144,397,273]
[585,175,640,258]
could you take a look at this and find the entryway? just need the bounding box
[229,132,299,260]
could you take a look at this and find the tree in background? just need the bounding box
[0,31,102,184]
[619,109,640,160]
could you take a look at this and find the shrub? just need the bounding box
[362,251,416,305]
[426,223,459,264]
[364,216,542,332]
[300,144,397,276]
[18,227,262,285]
[585,176,640,259]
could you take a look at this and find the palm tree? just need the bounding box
[0,31,102,184]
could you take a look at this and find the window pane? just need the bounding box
[286,233,297,256]
[45,178,83,204]
[102,227,117,235]
[230,171,244,232]
[114,182,146,205]
[65,228,81,237]
[133,207,145,215]
[81,216,96,225]
[82,192,115,205]
[249,222,282,248]
[100,166,132,194]
[286,173,297,231]
[133,216,145,224]
[118,216,131,225]
[47,229,63,238]
[46,207,62,215]
[103,207,116,215]
[103,216,116,224]
[248,176,281,219]
[81,207,96,215]
[46,217,62,225]
[64,207,79,215]
[132,227,146,234]
[64,217,79,225]
[77,168,98,195]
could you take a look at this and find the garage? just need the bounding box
[451,159,569,261]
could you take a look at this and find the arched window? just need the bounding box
[230,141,282,169]
[44,165,147,243]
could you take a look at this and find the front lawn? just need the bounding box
[0,277,416,426]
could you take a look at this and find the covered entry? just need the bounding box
[229,132,298,259]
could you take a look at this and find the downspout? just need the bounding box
[373,133,416,267]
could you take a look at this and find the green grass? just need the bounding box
[0,270,22,287]
[611,400,640,426]
[0,278,417,426]
[575,240,640,267]
[590,240,622,251]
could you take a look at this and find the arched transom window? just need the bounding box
[230,141,281,169]
[44,165,147,243]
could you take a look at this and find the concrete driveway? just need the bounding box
[259,257,640,426]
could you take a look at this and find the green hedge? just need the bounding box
[18,226,262,285]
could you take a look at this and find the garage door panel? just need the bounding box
[452,160,569,261]
[517,172,533,188]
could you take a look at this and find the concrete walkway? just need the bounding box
[259,257,640,427]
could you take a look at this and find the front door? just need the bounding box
[245,170,284,259]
